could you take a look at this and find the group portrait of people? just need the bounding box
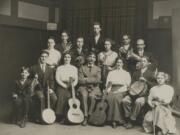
[12,22,177,135]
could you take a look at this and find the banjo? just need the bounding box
[129,71,148,99]
[42,84,56,124]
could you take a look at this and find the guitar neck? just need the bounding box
[47,86,50,108]
[71,84,76,101]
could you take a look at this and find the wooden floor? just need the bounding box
[0,119,180,135]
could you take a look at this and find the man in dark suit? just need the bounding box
[78,52,102,126]
[70,37,88,68]
[128,39,158,72]
[122,57,156,129]
[88,22,104,54]
[29,50,57,122]
[135,39,158,71]
[118,34,134,74]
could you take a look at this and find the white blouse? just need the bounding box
[56,64,78,88]
[98,51,118,66]
[148,84,174,107]
[106,69,131,93]
[46,48,61,67]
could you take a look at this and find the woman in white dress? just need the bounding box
[55,53,78,123]
[105,58,131,128]
[143,72,176,135]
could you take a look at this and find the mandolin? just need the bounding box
[67,77,84,124]
[88,82,112,126]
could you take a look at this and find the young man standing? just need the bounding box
[89,22,104,54]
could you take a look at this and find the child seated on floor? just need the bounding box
[12,67,32,128]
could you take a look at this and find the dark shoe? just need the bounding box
[112,122,117,129]
[82,118,87,126]
[126,122,133,129]
[123,123,128,127]
[19,121,26,128]
[19,118,26,128]
[35,119,41,123]
[59,118,65,124]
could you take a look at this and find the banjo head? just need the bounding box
[42,109,56,124]
[129,81,147,96]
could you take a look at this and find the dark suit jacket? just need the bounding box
[29,64,55,91]
[78,65,101,86]
[88,35,104,54]
[118,45,135,74]
[134,51,158,71]
[70,47,88,67]
[132,68,156,89]
[55,41,73,54]
[12,79,32,98]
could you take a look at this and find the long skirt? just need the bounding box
[106,91,126,124]
[143,105,176,134]
[55,86,71,116]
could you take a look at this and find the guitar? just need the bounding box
[88,82,112,126]
[42,84,56,124]
[67,77,84,124]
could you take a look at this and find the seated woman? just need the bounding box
[55,53,78,123]
[98,38,118,89]
[12,67,32,128]
[143,72,176,135]
[105,58,131,128]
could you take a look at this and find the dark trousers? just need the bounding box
[122,95,145,121]
[31,90,57,121]
[13,96,31,122]
[78,86,102,117]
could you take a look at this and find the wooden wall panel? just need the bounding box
[0,25,49,120]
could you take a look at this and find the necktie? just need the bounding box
[42,64,46,72]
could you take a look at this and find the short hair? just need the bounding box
[122,34,130,39]
[41,49,49,56]
[93,22,101,27]
[156,72,170,83]
[104,38,115,46]
[88,51,96,57]
[137,39,145,47]
[76,37,84,41]
[20,66,29,73]
[61,30,70,37]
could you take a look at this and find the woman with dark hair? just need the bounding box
[105,58,131,128]
[56,31,73,55]
[143,72,176,135]
[55,53,78,123]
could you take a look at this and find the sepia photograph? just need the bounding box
[0,0,180,135]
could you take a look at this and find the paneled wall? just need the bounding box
[0,0,62,120]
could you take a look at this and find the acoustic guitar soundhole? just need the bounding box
[73,104,77,109]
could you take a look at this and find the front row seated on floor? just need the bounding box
[11,52,177,135]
